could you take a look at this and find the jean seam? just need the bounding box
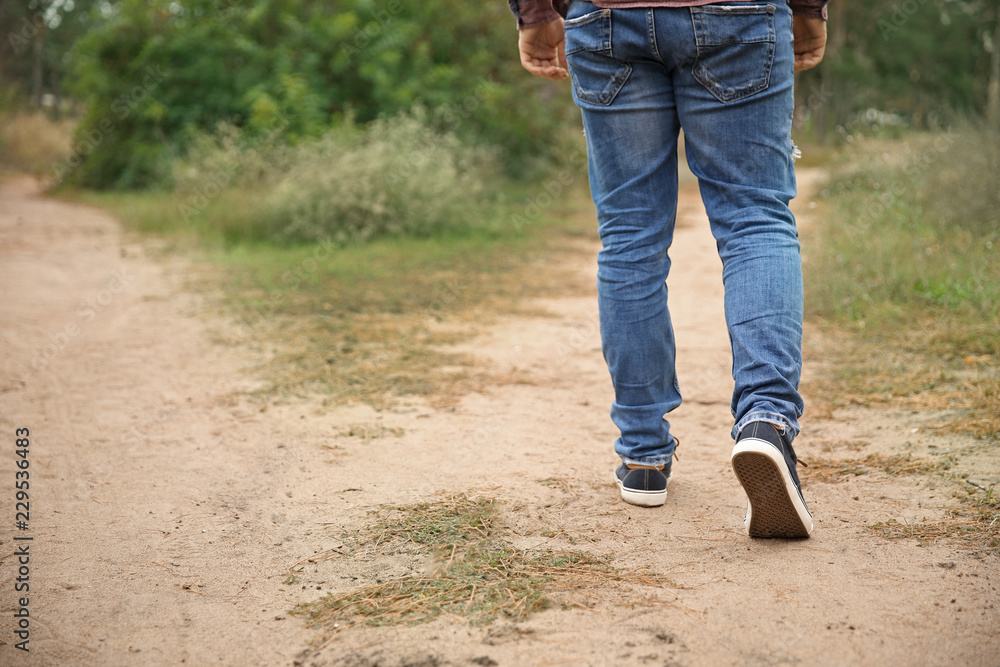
[688,7,776,103]
[566,10,631,106]
[647,9,661,63]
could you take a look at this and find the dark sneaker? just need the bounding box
[731,422,813,538]
[615,462,672,506]
[614,438,679,507]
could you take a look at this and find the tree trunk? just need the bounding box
[826,0,848,143]
[32,26,45,107]
[988,12,1000,128]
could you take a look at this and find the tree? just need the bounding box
[62,0,577,189]
[796,0,999,140]
[1,0,100,111]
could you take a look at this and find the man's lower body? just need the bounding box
[564,0,812,536]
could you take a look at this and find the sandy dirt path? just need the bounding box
[1,173,997,666]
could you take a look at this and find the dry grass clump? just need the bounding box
[802,448,999,557]
[537,477,574,493]
[867,482,999,557]
[802,453,955,483]
[292,495,677,643]
[207,210,590,407]
[334,423,405,441]
[0,111,74,175]
[804,125,1000,442]
[940,378,1000,439]
[804,326,1000,441]
[253,313,542,410]
[256,314,535,408]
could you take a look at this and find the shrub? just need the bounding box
[171,111,496,244]
[259,113,495,243]
[65,0,577,189]
[0,111,74,175]
[172,121,292,194]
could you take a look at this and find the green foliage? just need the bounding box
[796,0,999,140]
[169,111,498,244]
[60,0,577,189]
[0,0,99,109]
[259,113,497,243]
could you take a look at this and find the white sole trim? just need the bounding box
[614,469,672,507]
[731,438,813,538]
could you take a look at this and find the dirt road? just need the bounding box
[1,174,997,666]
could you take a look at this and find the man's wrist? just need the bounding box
[789,0,829,20]
[509,0,562,29]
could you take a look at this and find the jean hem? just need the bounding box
[618,436,678,467]
[732,412,797,442]
[620,456,671,467]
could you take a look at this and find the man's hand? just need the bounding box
[793,16,826,72]
[518,20,569,80]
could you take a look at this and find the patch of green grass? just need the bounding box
[211,210,589,405]
[804,124,1000,439]
[358,496,497,551]
[75,188,259,243]
[293,495,677,641]
[80,178,595,406]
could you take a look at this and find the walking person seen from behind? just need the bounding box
[511,0,828,538]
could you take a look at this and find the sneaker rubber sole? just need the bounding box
[731,438,813,538]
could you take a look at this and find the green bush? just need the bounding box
[172,111,497,244]
[64,0,577,189]
[260,112,496,243]
[172,121,292,194]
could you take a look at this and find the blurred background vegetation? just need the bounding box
[2,0,998,195]
[0,0,997,428]
[2,0,997,187]
[1,0,580,191]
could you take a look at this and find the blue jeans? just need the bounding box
[564,0,804,466]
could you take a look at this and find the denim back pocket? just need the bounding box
[564,6,631,106]
[690,4,776,103]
